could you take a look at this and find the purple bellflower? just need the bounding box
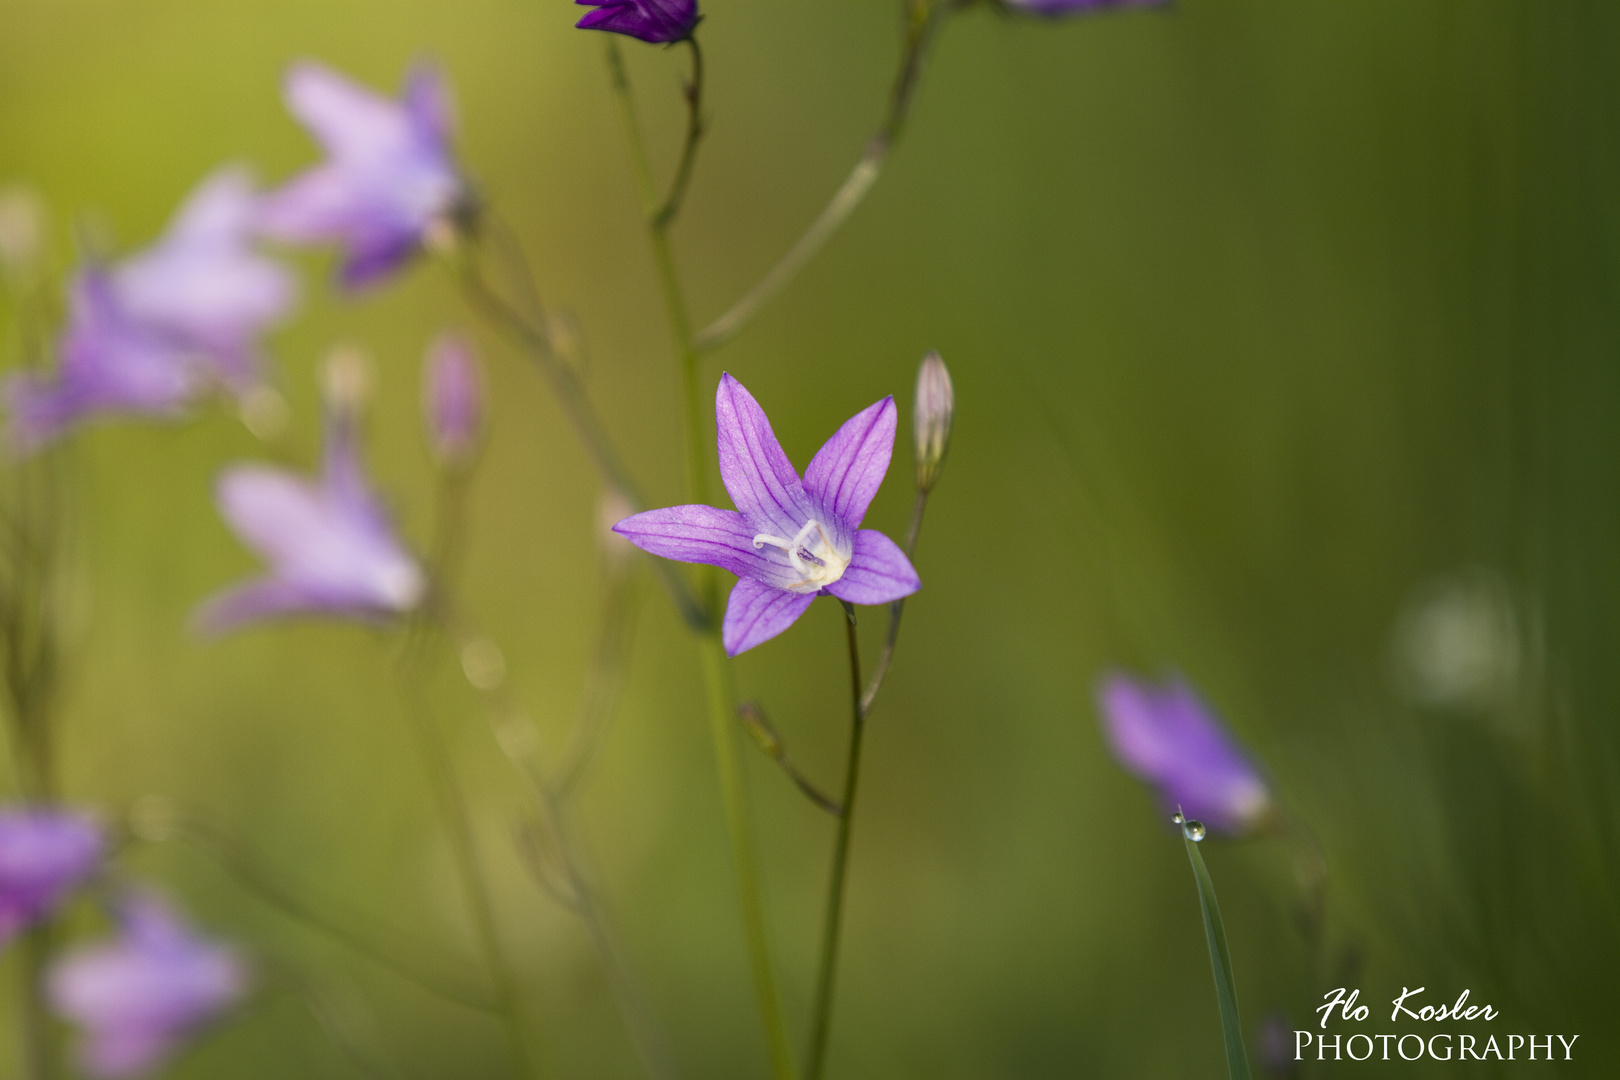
[1003,0,1168,14]
[5,169,295,453]
[1097,672,1272,835]
[49,891,248,1079]
[614,374,920,656]
[0,808,103,948]
[257,61,468,288]
[196,389,425,633]
[575,0,699,44]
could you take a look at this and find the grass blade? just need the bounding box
[1183,830,1253,1080]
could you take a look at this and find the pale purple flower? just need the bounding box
[258,61,468,288]
[0,808,103,947]
[4,169,295,452]
[196,400,425,633]
[614,374,920,656]
[49,891,248,1079]
[422,331,482,464]
[1097,673,1272,834]
[1003,0,1169,15]
[575,0,699,43]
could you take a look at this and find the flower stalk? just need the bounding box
[604,37,797,1080]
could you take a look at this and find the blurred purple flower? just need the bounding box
[196,397,425,633]
[49,891,247,1079]
[614,374,919,655]
[422,331,483,465]
[258,61,468,288]
[4,169,295,453]
[1004,0,1169,15]
[0,808,103,947]
[1096,673,1272,835]
[575,0,699,43]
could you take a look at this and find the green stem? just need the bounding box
[804,602,867,1080]
[860,490,928,715]
[693,3,949,353]
[397,665,538,1079]
[606,38,797,1080]
[17,927,53,1080]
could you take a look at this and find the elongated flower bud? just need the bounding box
[422,332,483,466]
[913,351,954,494]
[321,345,372,419]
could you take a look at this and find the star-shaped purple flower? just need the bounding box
[575,0,699,44]
[614,374,920,656]
[1096,673,1272,835]
[196,401,425,633]
[257,61,468,288]
[1003,0,1168,14]
[0,808,103,948]
[4,169,295,453]
[49,891,248,1079]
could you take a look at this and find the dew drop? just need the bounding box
[1182,819,1207,842]
[1171,811,1185,825]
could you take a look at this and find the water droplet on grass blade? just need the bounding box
[1182,818,1207,842]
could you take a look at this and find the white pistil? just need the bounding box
[751,518,849,592]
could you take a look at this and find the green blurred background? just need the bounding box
[2,0,1619,1076]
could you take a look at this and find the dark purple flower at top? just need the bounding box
[0,808,103,947]
[257,61,467,288]
[49,891,248,1079]
[1096,673,1272,835]
[614,374,920,655]
[195,386,425,633]
[4,168,296,453]
[1003,0,1169,15]
[575,0,699,43]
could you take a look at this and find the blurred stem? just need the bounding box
[17,927,54,1080]
[607,37,798,1080]
[423,454,675,1080]
[804,602,868,1080]
[447,242,708,633]
[1182,830,1253,1080]
[395,656,539,1080]
[694,2,949,353]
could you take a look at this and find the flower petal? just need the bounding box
[824,529,919,606]
[283,61,411,161]
[404,64,454,147]
[803,396,896,531]
[612,505,800,590]
[722,577,815,656]
[191,578,331,635]
[715,374,812,540]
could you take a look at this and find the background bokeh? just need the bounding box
[3,0,1619,1076]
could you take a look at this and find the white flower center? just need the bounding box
[751,518,849,593]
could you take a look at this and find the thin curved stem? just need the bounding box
[804,602,868,1080]
[605,39,797,1080]
[861,490,928,714]
[694,3,949,353]
[652,37,706,230]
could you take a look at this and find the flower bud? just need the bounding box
[0,186,45,276]
[913,351,954,493]
[422,332,483,465]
